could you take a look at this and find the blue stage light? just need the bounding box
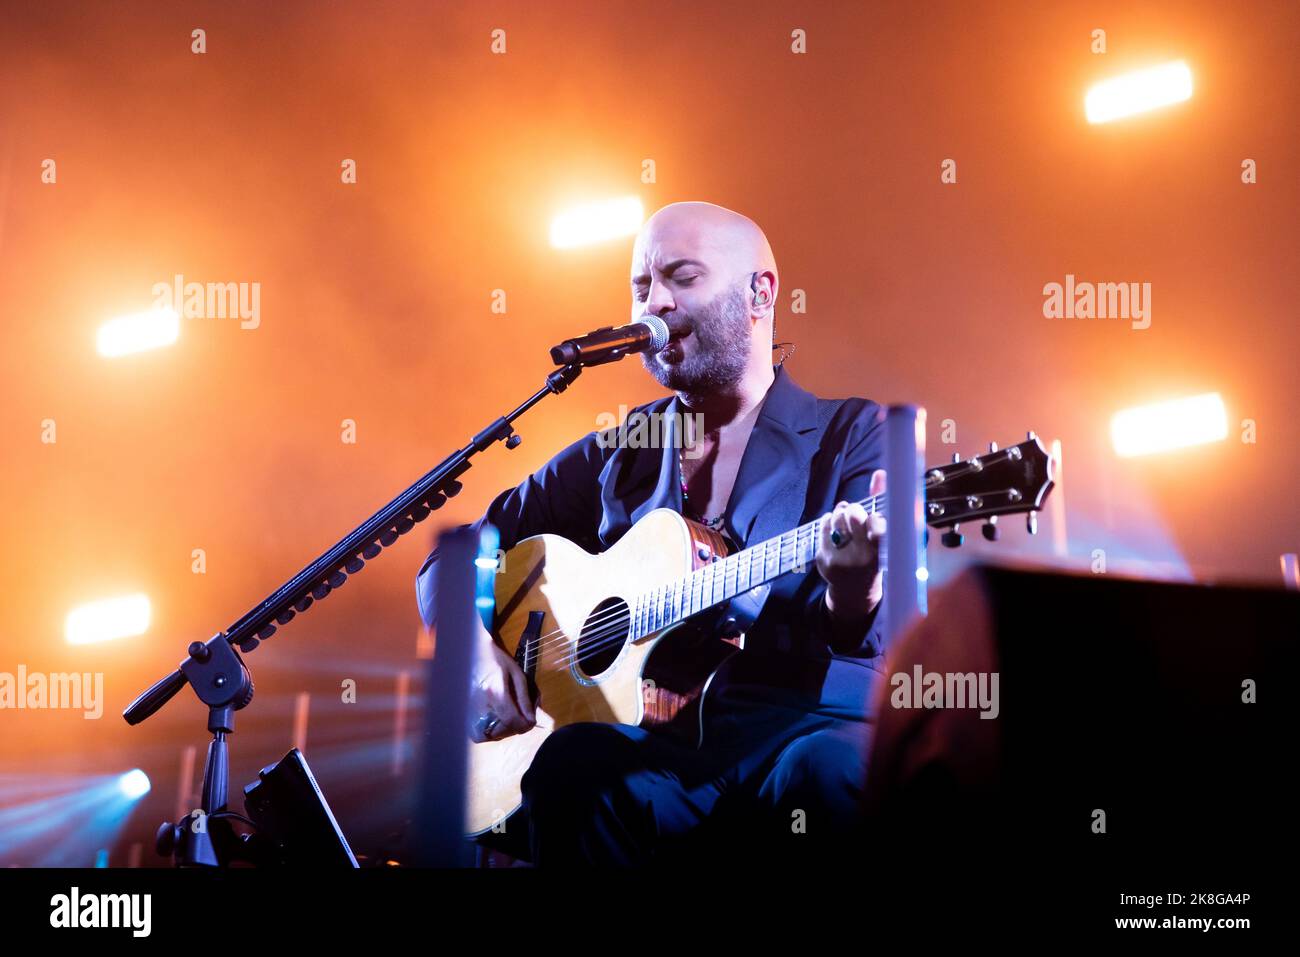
[118,769,151,800]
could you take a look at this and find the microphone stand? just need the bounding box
[124,361,585,866]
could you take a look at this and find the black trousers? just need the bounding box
[514,700,872,866]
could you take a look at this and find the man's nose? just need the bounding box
[644,281,676,316]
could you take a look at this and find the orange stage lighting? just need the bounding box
[1110,392,1228,458]
[64,593,151,645]
[549,197,644,249]
[95,307,179,358]
[1085,60,1193,124]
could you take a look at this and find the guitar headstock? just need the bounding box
[923,433,1055,542]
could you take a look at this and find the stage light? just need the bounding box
[64,593,152,645]
[117,770,151,800]
[96,306,180,357]
[1111,392,1228,458]
[549,196,644,249]
[1,773,148,866]
[1085,60,1193,124]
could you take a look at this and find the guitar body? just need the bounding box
[466,508,739,836]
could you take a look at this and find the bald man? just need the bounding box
[417,202,888,865]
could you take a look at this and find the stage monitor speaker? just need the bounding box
[863,564,1300,874]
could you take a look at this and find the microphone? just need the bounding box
[549,315,671,367]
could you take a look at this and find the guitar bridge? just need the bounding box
[513,610,545,703]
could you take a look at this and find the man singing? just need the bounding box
[416,201,888,865]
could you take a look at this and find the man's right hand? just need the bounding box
[468,619,537,742]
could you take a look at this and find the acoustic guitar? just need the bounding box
[466,434,1055,835]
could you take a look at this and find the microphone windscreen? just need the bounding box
[635,314,670,352]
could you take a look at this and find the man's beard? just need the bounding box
[640,283,753,395]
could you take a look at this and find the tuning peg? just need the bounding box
[982,516,999,541]
[951,452,961,464]
[445,480,463,498]
[1026,430,1037,441]
[988,441,998,453]
[1026,511,1038,535]
[941,525,964,548]
[505,433,522,450]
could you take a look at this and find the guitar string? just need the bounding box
[489,442,1033,667]
[527,516,826,675]
[508,484,1020,675]
[521,506,850,670]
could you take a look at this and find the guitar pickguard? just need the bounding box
[640,620,744,744]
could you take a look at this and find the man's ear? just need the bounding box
[750,271,773,313]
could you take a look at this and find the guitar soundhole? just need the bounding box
[575,597,631,678]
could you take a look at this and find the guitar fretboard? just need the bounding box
[628,493,885,640]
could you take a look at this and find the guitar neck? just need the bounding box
[628,493,887,640]
[624,435,1052,639]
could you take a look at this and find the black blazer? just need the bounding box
[416,365,890,720]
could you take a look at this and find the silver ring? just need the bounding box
[474,712,501,739]
[830,528,852,549]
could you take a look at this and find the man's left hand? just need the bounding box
[815,468,886,622]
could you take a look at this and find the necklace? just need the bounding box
[678,447,725,529]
